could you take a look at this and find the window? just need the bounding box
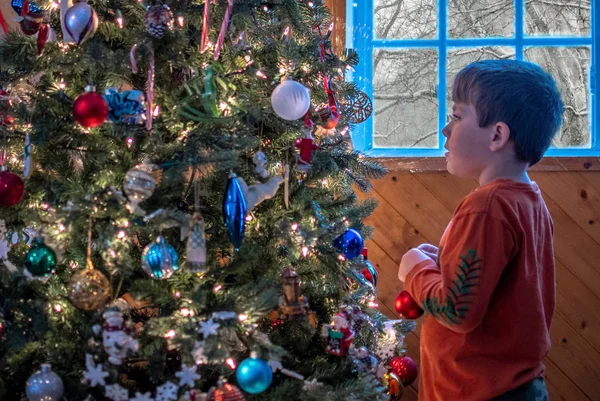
[347,0,597,158]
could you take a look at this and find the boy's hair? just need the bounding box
[452,60,564,166]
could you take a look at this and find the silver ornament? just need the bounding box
[64,0,99,45]
[141,236,179,279]
[271,80,311,121]
[123,160,158,215]
[26,364,64,401]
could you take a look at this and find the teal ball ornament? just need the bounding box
[25,237,57,277]
[141,236,179,279]
[236,356,272,394]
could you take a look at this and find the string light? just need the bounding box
[328,22,334,31]
[58,224,66,232]
[164,330,176,339]
[117,230,126,239]
[302,247,310,257]
[368,301,379,308]
[153,105,160,117]
[115,10,124,29]
[238,314,248,322]
[59,77,66,91]
[177,14,185,27]
[213,284,223,293]
[226,358,237,369]
[338,254,346,261]
[53,304,63,313]
[308,1,314,7]
[256,70,267,79]
[180,308,192,317]
[245,215,253,222]
[291,223,299,231]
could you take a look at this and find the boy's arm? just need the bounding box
[399,212,516,333]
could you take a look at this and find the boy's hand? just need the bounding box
[398,248,431,282]
[417,243,439,264]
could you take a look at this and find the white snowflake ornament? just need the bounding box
[198,318,219,338]
[176,364,200,388]
[131,391,154,401]
[156,381,179,401]
[83,354,109,387]
[105,383,129,401]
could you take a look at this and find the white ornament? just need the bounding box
[105,384,129,401]
[192,341,208,365]
[103,308,139,365]
[236,176,283,212]
[198,318,220,338]
[302,378,323,391]
[176,364,200,388]
[156,381,178,401]
[130,392,154,401]
[271,80,311,120]
[83,354,109,387]
[63,0,99,45]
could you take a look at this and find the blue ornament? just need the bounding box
[236,356,272,394]
[103,88,145,124]
[333,229,364,260]
[12,0,42,15]
[141,236,179,279]
[223,172,247,251]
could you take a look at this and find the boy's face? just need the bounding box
[442,102,495,179]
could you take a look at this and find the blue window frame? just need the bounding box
[347,0,598,158]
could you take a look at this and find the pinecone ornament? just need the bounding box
[144,5,174,38]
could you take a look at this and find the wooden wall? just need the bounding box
[357,171,600,401]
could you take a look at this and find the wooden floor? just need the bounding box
[358,171,600,401]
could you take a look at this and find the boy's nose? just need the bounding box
[442,123,451,138]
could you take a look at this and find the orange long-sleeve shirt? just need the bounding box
[404,179,555,401]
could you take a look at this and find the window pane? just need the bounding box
[446,46,514,113]
[449,0,514,38]
[525,0,591,37]
[374,0,437,39]
[525,46,591,148]
[373,49,438,148]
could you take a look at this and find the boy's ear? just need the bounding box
[489,121,511,152]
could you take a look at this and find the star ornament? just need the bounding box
[176,364,200,387]
[198,318,220,338]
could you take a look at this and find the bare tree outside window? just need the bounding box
[372,0,592,149]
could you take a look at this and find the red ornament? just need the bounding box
[0,114,13,126]
[208,382,246,401]
[394,290,424,320]
[73,91,108,128]
[0,170,25,207]
[389,356,418,386]
[295,131,319,171]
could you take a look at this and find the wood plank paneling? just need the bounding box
[366,172,600,401]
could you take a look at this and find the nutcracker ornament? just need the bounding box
[350,346,378,374]
[321,311,354,356]
[102,307,139,365]
[279,267,309,318]
[295,129,318,172]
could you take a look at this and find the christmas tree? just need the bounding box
[0,0,416,399]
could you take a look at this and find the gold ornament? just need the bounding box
[383,371,404,401]
[68,269,111,311]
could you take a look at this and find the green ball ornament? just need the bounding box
[25,237,57,277]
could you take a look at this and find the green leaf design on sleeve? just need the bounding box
[422,249,481,325]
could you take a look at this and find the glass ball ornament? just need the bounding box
[25,237,57,277]
[64,0,98,45]
[333,228,364,260]
[270,80,311,120]
[68,269,111,311]
[141,236,179,279]
[0,169,25,207]
[123,160,157,213]
[73,89,108,128]
[389,355,418,386]
[235,356,273,394]
[25,364,64,401]
[394,290,424,320]
[208,382,246,401]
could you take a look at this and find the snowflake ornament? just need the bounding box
[176,364,200,388]
[156,381,179,401]
[192,341,208,365]
[130,392,154,401]
[198,318,220,338]
[83,354,109,387]
[105,383,129,401]
[375,336,397,361]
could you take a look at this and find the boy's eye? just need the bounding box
[446,113,460,123]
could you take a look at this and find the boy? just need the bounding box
[397,60,564,401]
